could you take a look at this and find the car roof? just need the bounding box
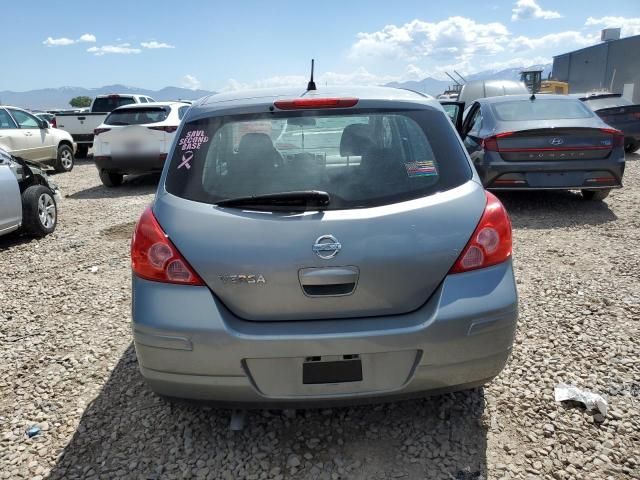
[477,94,582,104]
[192,86,437,110]
[111,101,190,110]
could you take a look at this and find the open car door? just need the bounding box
[439,101,465,134]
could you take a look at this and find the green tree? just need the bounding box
[69,96,92,108]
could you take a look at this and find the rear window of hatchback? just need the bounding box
[165,107,471,210]
[105,107,170,126]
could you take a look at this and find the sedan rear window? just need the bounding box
[105,107,169,126]
[92,96,136,112]
[165,108,471,210]
[492,99,594,121]
[582,96,633,110]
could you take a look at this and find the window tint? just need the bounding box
[492,99,593,121]
[178,105,190,120]
[92,96,136,112]
[139,97,148,103]
[105,107,170,126]
[9,109,39,128]
[0,109,17,129]
[583,96,633,110]
[165,109,471,210]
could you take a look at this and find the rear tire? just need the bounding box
[54,144,74,172]
[581,189,611,201]
[76,145,89,158]
[99,170,124,187]
[21,185,57,237]
[625,140,639,153]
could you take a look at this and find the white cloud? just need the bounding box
[350,17,511,62]
[141,41,175,49]
[585,16,640,36]
[346,16,607,81]
[513,31,596,50]
[87,43,141,56]
[43,37,75,47]
[78,33,96,43]
[181,74,202,90]
[43,33,96,47]
[511,0,562,21]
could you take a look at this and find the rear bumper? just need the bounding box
[132,260,519,405]
[95,154,167,174]
[476,155,625,190]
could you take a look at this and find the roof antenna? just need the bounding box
[307,59,317,91]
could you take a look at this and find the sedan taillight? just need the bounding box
[450,192,512,273]
[131,206,204,285]
[599,128,625,148]
[94,128,111,136]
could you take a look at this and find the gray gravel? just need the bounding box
[1,155,639,480]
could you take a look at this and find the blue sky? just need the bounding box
[2,0,639,91]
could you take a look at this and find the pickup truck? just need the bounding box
[55,94,155,157]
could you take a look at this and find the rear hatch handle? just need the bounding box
[299,266,359,297]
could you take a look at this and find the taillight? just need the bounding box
[274,98,359,110]
[148,125,178,133]
[450,192,512,274]
[94,128,111,136]
[131,206,204,285]
[599,128,624,148]
[482,132,514,152]
[51,118,57,128]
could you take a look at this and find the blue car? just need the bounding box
[130,86,518,406]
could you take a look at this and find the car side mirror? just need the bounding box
[38,119,49,129]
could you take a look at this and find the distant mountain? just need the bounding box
[385,63,552,96]
[0,84,215,110]
[385,77,451,96]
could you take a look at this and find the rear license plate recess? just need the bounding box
[302,355,362,384]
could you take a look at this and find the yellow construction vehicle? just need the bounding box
[520,69,569,94]
[540,80,569,94]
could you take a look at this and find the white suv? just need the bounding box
[93,102,190,186]
[0,106,76,172]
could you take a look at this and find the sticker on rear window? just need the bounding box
[179,129,209,151]
[178,151,194,170]
[404,160,437,178]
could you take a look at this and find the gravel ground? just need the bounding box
[1,155,639,480]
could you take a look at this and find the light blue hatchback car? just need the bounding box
[131,86,518,406]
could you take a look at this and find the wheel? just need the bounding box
[76,145,89,158]
[21,185,57,237]
[581,189,611,201]
[624,140,639,154]
[99,170,124,187]
[54,144,74,172]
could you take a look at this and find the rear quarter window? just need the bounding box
[165,108,471,210]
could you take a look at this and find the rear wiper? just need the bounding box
[215,190,330,210]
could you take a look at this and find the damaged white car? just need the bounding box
[0,147,59,238]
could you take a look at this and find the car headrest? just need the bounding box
[340,124,373,157]
[238,133,275,156]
